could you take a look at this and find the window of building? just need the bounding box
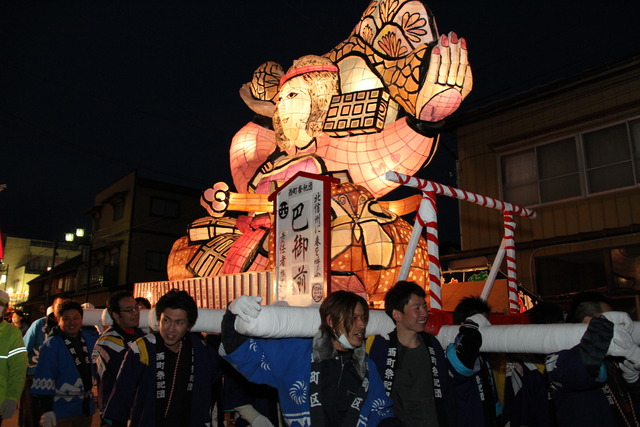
[501,151,539,205]
[62,275,76,292]
[536,250,606,296]
[583,123,635,193]
[501,118,640,206]
[113,200,124,221]
[146,251,168,271]
[535,244,640,297]
[150,197,179,218]
[537,138,582,203]
[26,255,51,274]
[611,246,640,290]
[633,119,640,181]
[107,247,120,267]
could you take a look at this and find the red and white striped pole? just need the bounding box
[503,211,520,313]
[386,171,535,311]
[399,187,443,309]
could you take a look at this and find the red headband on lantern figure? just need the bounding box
[279,64,339,88]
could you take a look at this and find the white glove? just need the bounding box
[249,414,274,427]
[235,404,274,427]
[0,399,17,419]
[228,296,263,322]
[609,325,640,365]
[619,359,640,383]
[41,410,57,427]
[465,313,491,328]
[602,311,634,331]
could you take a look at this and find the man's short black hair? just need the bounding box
[155,289,198,328]
[526,301,565,324]
[568,291,613,323]
[56,300,83,319]
[135,297,151,309]
[53,292,72,303]
[453,296,491,325]
[384,281,426,320]
[107,291,134,316]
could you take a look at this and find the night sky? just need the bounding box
[1,1,639,243]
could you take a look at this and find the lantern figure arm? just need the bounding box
[201,182,273,217]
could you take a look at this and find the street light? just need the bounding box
[64,228,93,303]
[65,228,85,242]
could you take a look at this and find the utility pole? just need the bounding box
[46,240,58,302]
[83,234,93,303]
[67,228,93,303]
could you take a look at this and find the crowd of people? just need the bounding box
[1,283,639,426]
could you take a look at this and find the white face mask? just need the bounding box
[337,332,356,350]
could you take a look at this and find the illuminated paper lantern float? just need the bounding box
[167,0,472,302]
[329,182,428,301]
[168,179,430,301]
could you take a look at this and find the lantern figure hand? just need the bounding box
[415,32,472,123]
[201,182,231,217]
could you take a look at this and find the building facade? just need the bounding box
[0,236,80,308]
[446,57,640,315]
[25,170,202,313]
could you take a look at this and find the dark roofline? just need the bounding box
[94,169,201,200]
[28,254,83,285]
[135,176,201,195]
[444,55,640,130]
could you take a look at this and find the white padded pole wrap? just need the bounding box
[85,306,640,355]
[192,309,226,333]
[83,308,107,328]
[144,308,226,333]
[437,324,589,353]
[234,306,395,338]
[437,320,640,354]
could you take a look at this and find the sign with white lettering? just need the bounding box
[272,172,335,306]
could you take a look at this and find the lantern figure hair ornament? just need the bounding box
[168,0,472,303]
[279,64,340,87]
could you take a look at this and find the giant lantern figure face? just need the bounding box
[273,57,339,156]
[275,78,314,153]
[167,0,472,303]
